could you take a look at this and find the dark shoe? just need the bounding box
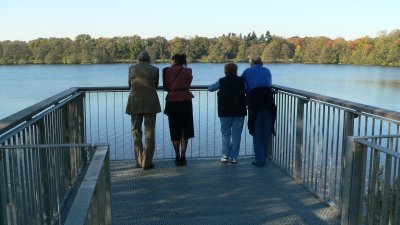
[252,160,265,167]
[175,157,181,166]
[181,157,187,166]
[143,164,155,170]
[136,164,142,168]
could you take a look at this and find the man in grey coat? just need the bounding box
[126,51,161,170]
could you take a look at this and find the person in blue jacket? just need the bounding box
[241,57,276,167]
[208,63,247,164]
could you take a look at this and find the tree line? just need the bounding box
[1,30,400,66]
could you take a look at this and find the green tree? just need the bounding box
[302,37,330,63]
[75,34,95,64]
[235,38,249,62]
[187,36,209,61]
[168,37,188,57]
[128,35,145,61]
[145,36,168,61]
[93,38,115,63]
[1,41,30,64]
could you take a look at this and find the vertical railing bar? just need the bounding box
[303,100,309,183]
[306,101,312,186]
[162,91,165,159]
[18,131,28,224]
[0,142,11,225]
[10,136,19,225]
[315,103,321,193]
[198,90,201,157]
[393,156,400,225]
[275,93,280,163]
[96,92,100,142]
[281,93,285,165]
[323,105,329,200]
[290,96,295,173]
[22,129,34,225]
[288,94,292,170]
[121,92,125,160]
[105,92,109,144]
[214,92,217,156]
[285,94,289,170]
[206,91,208,157]
[380,151,392,225]
[311,102,317,190]
[286,95,291,171]
[333,109,341,203]
[282,94,287,168]
[317,104,324,196]
[328,107,335,201]
[113,92,117,159]
[88,93,93,147]
[34,125,44,225]
[30,127,38,223]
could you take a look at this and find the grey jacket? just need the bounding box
[125,62,161,114]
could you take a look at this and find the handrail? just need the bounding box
[0,87,80,136]
[273,84,400,122]
[76,85,400,122]
[64,144,112,225]
[2,85,398,138]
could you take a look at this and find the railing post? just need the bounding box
[294,99,307,180]
[341,137,367,225]
[104,148,112,225]
[339,111,356,208]
[37,121,51,225]
[0,148,7,225]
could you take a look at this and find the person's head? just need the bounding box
[137,51,150,62]
[224,63,238,77]
[171,54,187,66]
[250,56,263,66]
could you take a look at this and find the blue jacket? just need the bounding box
[241,64,272,93]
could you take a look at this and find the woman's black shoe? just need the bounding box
[175,157,181,166]
[181,157,187,166]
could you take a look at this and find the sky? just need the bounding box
[1,0,399,42]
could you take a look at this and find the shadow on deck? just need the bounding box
[111,158,340,225]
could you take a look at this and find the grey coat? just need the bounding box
[125,62,161,114]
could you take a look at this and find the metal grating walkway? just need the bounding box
[111,158,340,225]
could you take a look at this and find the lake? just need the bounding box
[1,63,400,120]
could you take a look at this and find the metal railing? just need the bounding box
[0,144,91,225]
[271,85,400,211]
[64,144,112,225]
[82,86,255,160]
[342,135,400,225]
[1,85,400,225]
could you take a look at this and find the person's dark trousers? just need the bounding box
[253,110,273,166]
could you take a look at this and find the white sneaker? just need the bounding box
[220,157,228,163]
[231,158,237,164]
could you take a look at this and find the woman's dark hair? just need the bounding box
[171,54,187,66]
[224,63,238,77]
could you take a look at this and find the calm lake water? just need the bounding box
[1,63,400,120]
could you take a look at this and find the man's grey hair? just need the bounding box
[137,51,150,62]
[250,56,263,65]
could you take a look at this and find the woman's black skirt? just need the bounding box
[165,100,194,141]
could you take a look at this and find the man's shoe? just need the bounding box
[143,164,155,170]
[220,157,228,163]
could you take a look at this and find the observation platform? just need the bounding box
[111,158,340,225]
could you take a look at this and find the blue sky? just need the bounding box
[1,0,399,41]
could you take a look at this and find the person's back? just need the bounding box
[217,76,246,117]
[127,61,161,114]
[242,64,272,93]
